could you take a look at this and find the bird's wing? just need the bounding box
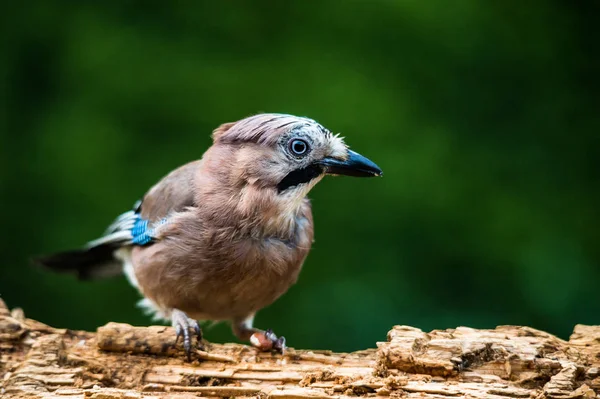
[87,160,202,248]
[138,160,201,223]
[34,160,202,279]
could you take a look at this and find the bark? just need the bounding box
[1,298,599,399]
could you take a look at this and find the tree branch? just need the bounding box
[1,298,598,398]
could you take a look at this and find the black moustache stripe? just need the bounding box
[277,164,323,193]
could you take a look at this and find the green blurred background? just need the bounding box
[1,1,599,352]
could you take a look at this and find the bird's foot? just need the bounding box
[250,328,286,354]
[171,309,203,361]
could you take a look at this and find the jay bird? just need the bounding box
[36,113,382,357]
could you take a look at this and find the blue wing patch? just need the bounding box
[131,216,167,246]
[131,218,152,245]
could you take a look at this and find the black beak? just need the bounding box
[319,150,383,177]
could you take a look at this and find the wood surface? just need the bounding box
[1,298,599,398]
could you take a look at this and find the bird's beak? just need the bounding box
[319,150,383,177]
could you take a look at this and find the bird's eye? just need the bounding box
[289,139,309,156]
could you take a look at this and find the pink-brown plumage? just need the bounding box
[37,113,382,356]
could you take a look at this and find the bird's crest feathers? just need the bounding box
[212,113,329,146]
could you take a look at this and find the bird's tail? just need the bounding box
[33,206,141,280]
[33,243,123,280]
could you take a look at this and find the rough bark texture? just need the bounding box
[1,298,599,399]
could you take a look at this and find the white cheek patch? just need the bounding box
[267,175,323,236]
[278,175,322,211]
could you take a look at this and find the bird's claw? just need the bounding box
[273,336,286,353]
[175,326,192,361]
[193,323,203,339]
[172,309,203,361]
[250,328,287,354]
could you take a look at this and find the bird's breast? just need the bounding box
[132,207,314,320]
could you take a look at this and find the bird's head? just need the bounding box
[210,113,382,202]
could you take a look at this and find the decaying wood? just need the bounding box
[1,298,599,398]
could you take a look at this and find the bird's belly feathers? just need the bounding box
[130,232,311,321]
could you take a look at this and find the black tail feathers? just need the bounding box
[33,243,123,280]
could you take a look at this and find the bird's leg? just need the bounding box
[171,309,203,360]
[232,314,286,353]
